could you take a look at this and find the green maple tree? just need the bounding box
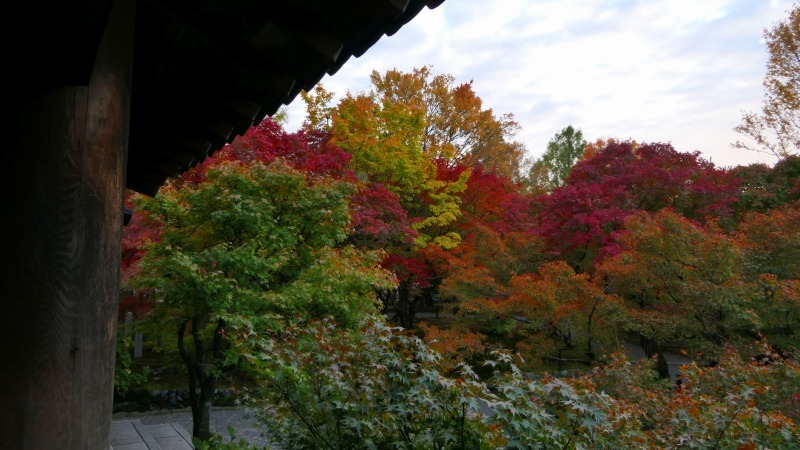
[131,159,393,440]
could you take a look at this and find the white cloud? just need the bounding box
[282,0,796,169]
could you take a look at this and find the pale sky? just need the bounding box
[281,0,797,170]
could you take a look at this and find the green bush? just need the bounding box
[245,316,491,449]
[114,334,149,393]
[192,426,263,450]
[236,315,800,449]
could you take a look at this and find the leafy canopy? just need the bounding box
[529,125,587,191]
[134,159,393,329]
[734,3,800,158]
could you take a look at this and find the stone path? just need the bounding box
[111,407,280,449]
[110,419,193,450]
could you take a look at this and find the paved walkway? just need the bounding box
[110,419,194,450]
[111,407,279,449]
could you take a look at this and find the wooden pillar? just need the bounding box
[0,0,134,448]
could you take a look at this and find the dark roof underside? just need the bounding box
[8,0,444,196]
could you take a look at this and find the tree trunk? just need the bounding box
[178,316,225,442]
[585,297,599,360]
[396,282,420,329]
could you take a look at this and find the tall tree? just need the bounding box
[300,84,336,130]
[321,66,526,181]
[324,69,495,328]
[330,90,431,203]
[370,66,526,179]
[530,125,587,191]
[734,3,800,158]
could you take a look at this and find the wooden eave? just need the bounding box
[8,0,445,196]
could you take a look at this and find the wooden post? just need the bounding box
[125,312,134,337]
[134,332,143,359]
[0,0,134,448]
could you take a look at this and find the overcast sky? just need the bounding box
[281,0,796,169]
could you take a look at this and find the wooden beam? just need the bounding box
[0,0,135,448]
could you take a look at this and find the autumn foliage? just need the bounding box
[534,141,739,271]
[120,66,800,447]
